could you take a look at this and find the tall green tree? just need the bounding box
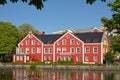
[0,0,106,10]
[18,24,39,40]
[111,35,120,53]
[0,22,20,59]
[101,0,120,33]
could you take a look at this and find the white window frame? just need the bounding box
[32,40,35,45]
[49,48,53,54]
[85,56,89,61]
[93,56,98,61]
[76,56,80,61]
[76,47,80,53]
[20,56,23,60]
[93,47,98,53]
[85,47,90,53]
[57,48,61,53]
[70,47,74,53]
[16,56,19,60]
[62,48,66,53]
[26,48,29,54]
[26,56,29,60]
[70,39,75,45]
[32,48,36,53]
[62,39,66,45]
[21,48,24,53]
[26,40,30,45]
[37,47,41,54]
[44,48,48,54]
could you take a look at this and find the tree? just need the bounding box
[105,52,114,64]
[0,0,106,10]
[18,24,39,40]
[101,0,120,33]
[0,22,20,59]
[111,35,120,53]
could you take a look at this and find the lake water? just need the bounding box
[0,68,120,80]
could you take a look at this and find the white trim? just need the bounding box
[85,47,90,53]
[42,43,43,62]
[101,42,103,64]
[82,43,84,63]
[92,27,103,32]
[93,47,98,53]
[76,47,80,53]
[53,44,55,62]
[54,32,84,45]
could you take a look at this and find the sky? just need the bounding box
[0,0,114,34]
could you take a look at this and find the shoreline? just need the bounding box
[0,64,120,71]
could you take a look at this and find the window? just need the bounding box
[32,48,36,53]
[77,42,80,45]
[68,56,71,61]
[85,56,89,61]
[62,48,66,53]
[49,48,53,54]
[76,48,80,53]
[76,56,80,61]
[85,47,90,53]
[70,39,75,45]
[26,48,29,54]
[93,56,97,61]
[70,48,74,53]
[59,56,63,61]
[44,56,47,61]
[21,48,24,53]
[63,56,67,61]
[44,48,48,54]
[26,56,29,60]
[57,48,61,53]
[26,40,30,45]
[32,40,35,45]
[37,48,41,53]
[93,47,98,53]
[20,56,23,60]
[16,56,19,60]
[62,39,66,45]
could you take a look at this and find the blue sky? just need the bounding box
[0,0,114,33]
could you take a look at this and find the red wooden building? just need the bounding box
[13,31,108,64]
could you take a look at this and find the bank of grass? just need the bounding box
[2,62,106,66]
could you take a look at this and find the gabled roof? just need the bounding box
[34,32,104,44]
[34,34,63,44]
[74,32,104,43]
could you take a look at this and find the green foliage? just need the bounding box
[0,0,107,10]
[101,0,120,33]
[0,22,20,55]
[18,24,39,40]
[0,0,46,10]
[111,35,120,53]
[105,52,114,64]
[29,63,37,71]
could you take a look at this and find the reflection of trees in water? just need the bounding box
[104,72,116,80]
[0,68,12,80]
[0,68,120,80]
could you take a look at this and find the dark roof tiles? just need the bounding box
[34,32,104,44]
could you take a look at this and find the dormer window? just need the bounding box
[86,39,90,42]
[93,39,98,42]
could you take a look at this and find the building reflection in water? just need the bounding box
[12,69,120,80]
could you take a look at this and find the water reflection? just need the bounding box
[0,68,120,80]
